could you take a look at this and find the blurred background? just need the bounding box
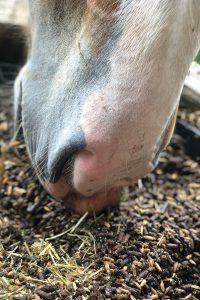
[196,50,200,64]
[0,0,28,65]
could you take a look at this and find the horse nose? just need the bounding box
[47,129,86,183]
[73,136,119,196]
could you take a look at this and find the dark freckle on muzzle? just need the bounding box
[47,128,86,183]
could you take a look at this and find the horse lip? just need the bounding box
[42,177,121,215]
[42,177,70,200]
[62,187,122,215]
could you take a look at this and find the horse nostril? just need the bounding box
[47,129,86,183]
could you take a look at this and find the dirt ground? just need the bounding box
[0,64,200,300]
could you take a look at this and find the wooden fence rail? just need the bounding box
[0,0,28,26]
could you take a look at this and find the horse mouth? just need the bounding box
[42,178,121,215]
[64,188,122,215]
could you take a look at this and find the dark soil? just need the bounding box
[0,64,200,300]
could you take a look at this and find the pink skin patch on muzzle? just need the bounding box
[43,178,121,215]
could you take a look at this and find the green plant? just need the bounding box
[195,50,200,64]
